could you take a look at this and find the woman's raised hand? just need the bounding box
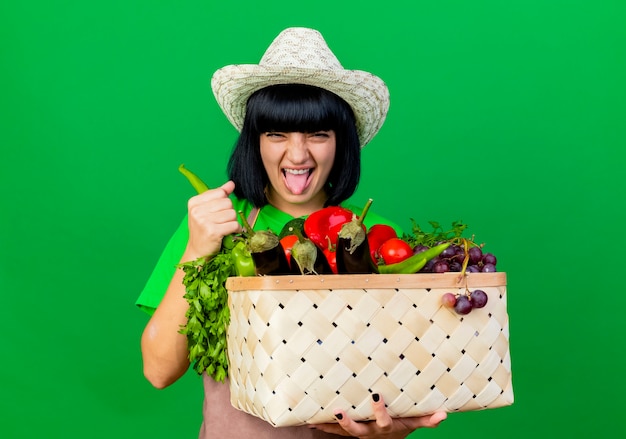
[183,180,241,260]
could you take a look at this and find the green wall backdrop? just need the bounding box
[2,1,625,438]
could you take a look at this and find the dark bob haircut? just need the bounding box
[227,84,361,208]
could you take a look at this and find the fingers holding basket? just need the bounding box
[367,394,448,435]
[369,393,393,430]
[402,411,448,429]
[317,394,447,438]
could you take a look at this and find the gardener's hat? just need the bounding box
[211,27,390,147]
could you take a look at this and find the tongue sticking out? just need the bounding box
[284,170,310,195]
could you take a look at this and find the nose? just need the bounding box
[285,133,309,163]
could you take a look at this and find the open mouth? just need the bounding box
[282,168,313,195]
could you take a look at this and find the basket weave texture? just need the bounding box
[226,273,513,427]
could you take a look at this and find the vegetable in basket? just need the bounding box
[323,243,338,274]
[288,227,332,275]
[238,211,291,275]
[231,240,256,277]
[335,199,377,274]
[377,237,413,265]
[377,242,451,274]
[366,224,398,264]
[278,217,306,239]
[303,205,354,250]
[279,234,298,266]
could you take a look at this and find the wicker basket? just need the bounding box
[225,272,513,427]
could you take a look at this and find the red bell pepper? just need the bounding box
[303,206,354,251]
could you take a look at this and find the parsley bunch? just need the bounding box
[402,219,469,248]
[177,248,235,382]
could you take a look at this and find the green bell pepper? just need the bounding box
[232,240,255,277]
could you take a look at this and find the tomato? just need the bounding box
[279,235,299,265]
[378,238,413,265]
[366,224,398,263]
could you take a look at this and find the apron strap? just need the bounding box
[246,206,260,229]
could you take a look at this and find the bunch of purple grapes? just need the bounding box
[442,289,488,315]
[416,243,497,274]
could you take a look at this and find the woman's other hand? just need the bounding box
[310,394,446,438]
[184,180,240,261]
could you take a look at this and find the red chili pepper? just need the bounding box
[303,206,354,250]
[323,247,338,274]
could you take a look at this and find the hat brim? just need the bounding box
[211,65,390,147]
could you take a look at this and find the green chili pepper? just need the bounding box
[232,240,256,277]
[179,163,210,193]
[178,164,242,257]
[378,242,451,274]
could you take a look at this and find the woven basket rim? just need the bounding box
[226,272,506,291]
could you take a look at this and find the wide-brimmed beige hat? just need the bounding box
[211,27,390,147]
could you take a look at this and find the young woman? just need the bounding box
[137,27,447,438]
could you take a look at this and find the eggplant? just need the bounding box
[251,240,291,275]
[290,228,332,275]
[238,210,291,276]
[335,199,378,274]
[336,236,377,274]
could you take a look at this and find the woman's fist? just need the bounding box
[183,181,241,260]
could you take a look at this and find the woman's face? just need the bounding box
[260,130,336,217]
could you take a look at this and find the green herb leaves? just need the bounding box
[177,249,235,382]
[403,219,468,248]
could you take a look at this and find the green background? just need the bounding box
[2,1,625,438]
